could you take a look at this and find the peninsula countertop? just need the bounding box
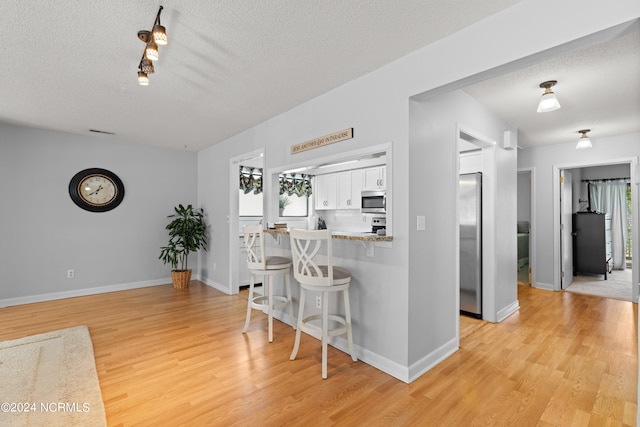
[264,228,392,242]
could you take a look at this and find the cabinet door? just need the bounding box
[314,174,337,210]
[363,166,385,189]
[350,169,363,209]
[337,170,362,209]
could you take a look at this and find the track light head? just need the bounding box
[136,6,167,84]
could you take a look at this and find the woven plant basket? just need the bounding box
[171,270,192,289]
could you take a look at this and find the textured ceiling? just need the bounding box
[0,0,522,151]
[463,20,640,149]
[1,2,637,152]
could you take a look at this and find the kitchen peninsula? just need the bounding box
[265,228,392,242]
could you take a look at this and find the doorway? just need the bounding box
[517,169,534,286]
[228,149,264,295]
[555,160,637,302]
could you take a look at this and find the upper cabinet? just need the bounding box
[363,166,386,190]
[337,169,363,210]
[314,165,384,210]
[314,174,337,210]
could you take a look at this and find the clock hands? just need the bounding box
[88,184,104,196]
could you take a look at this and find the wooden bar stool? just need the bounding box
[289,228,357,379]
[242,225,295,342]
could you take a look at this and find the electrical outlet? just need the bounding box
[315,296,321,309]
[67,269,75,279]
[213,262,217,270]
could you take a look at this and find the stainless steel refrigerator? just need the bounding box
[459,172,482,317]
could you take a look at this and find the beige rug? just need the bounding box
[565,269,634,302]
[0,326,106,427]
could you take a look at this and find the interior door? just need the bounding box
[561,170,573,289]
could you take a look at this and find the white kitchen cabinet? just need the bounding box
[337,169,363,209]
[363,166,386,190]
[314,174,337,210]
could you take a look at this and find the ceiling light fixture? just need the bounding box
[137,6,168,85]
[536,80,561,113]
[576,129,592,149]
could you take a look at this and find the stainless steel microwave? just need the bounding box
[361,190,386,213]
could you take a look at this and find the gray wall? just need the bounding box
[517,172,531,222]
[0,122,197,304]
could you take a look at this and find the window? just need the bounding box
[280,194,308,217]
[279,173,311,217]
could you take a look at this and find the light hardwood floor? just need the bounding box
[0,282,636,426]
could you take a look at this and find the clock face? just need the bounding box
[69,168,125,212]
[79,175,117,206]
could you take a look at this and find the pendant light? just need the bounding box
[537,80,561,113]
[576,129,592,149]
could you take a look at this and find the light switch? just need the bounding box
[417,215,425,231]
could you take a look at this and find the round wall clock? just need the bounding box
[69,168,125,212]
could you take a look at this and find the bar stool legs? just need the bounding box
[243,270,294,342]
[290,284,357,379]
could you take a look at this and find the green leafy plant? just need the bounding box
[159,204,208,271]
[279,195,291,209]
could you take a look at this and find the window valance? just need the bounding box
[239,166,262,194]
[239,167,313,197]
[279,173,312,197]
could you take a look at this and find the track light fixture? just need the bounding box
[137,6,167,85]
[576,129,592,149]
[536,80,561,113]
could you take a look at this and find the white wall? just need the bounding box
[198,0,638,381]
[517,132,639,290]
[0,122,197,306]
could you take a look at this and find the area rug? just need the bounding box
[0,326,106,427]
[565,269,633,302]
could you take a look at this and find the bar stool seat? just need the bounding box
[289,228,357,379]
[242,225,295,342]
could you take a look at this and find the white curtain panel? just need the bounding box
[589,180,629,270]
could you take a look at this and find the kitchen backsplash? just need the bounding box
[317,209,378,232]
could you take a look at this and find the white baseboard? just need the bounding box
[496,300,520,322]
[305,331,456,384]
[533,282,555,291]
[407,337,458,383]
[0,278,171,308]
[200,276,231,294]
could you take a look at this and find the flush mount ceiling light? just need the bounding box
[576,129,592,149]
[536,80,561,113]
[137,6,167,85]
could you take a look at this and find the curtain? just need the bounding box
[589,180,629,269]
[239,168,313,197]
[279,173,312,197]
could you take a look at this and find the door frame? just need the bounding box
[560,170,573,289]
[228,148,265,295]
[552,157,638,302]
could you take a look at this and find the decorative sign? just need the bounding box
[291,128,354,154]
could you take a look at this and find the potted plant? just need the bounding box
[279,195,291,216]
[159,204,208,289]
